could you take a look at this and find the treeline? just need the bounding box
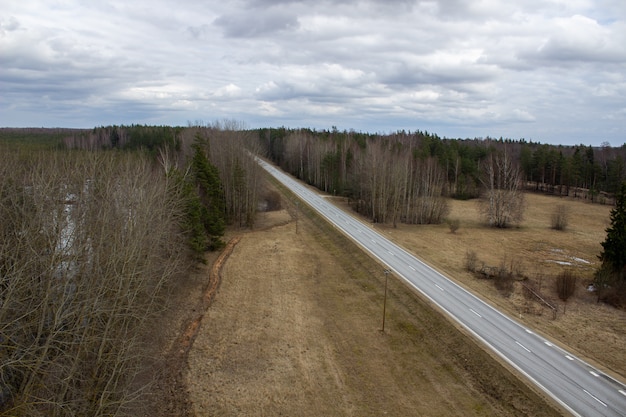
[259,128,453,224]
[62,125,183,152]
[519,142,625,201]
[0,124,263,416]
[259,128,626,225]
[63,122,263,235]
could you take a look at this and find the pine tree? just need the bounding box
[599,182,626,280]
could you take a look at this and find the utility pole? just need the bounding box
[382,269,391,332]
[295,201,299,234]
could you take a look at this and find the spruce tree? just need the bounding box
[599,182,626,280]
[191,142,225,250]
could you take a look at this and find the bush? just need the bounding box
[465,250,478,272]
[555,270,577,302]
[447,218,460,233]
[494,274,515,296]
[494,259,515,296]
[265,190,282,211]
[551,204,569,231]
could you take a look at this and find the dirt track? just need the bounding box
[185,209,562,417]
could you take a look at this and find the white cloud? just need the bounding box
[0,0,624,145]
[214,83,243,98]
[530,14,626,63]
[511,109,536,123]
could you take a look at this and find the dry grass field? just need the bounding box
[182,187,625,416]
[338,192,626,380]
[186,201,566,416]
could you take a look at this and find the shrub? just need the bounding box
[494,259,515,296]
[265,190,282,211]
[555,270,577,302]
[447,218,460,233]
[465,250,478,272]
[551,204,569,231]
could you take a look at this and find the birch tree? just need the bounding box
[480,149,525,228]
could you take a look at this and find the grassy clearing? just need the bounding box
[189,177,563,416]
[335,192,626,381]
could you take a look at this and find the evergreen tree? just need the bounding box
[168,140,226,258]
[191,142,225,250]
[598,182,626,280]
[168,169,209,256]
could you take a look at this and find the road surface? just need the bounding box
[257,157,626,417]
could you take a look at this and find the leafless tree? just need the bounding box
[480,149,525,228]
[0,148,188,416]
[188,121,262,228]
[408,156,449,224]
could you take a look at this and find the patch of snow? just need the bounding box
[571,257,591,264]
[547,260,573,266]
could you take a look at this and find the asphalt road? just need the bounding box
[257,157,626,417]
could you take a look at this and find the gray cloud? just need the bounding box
[1,0,625,145]
[214,9,300,38]
[0,16,20,33]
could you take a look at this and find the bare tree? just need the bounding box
[362,137,393,223]
[480,149,525,228]
[0,149,188,416]
[188,122,262,228]
[410,157,449,224]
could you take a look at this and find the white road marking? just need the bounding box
[565,355,574,361]
[590,371,600,377]
[619,390,626,397]
[583,389,607,407]
[469,309,481,318]
[409,266,415,271]
[388,251,394,256]
[435,284,444,291]
[516,341,531,353]
[525,329,533,334]
[544,341,553,347]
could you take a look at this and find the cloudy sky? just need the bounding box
[1,0,625,145]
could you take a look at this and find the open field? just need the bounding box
[352,193,626,381]
[186,199,564,416]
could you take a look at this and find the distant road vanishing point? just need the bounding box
[257,156,626,417]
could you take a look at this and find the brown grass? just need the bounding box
[348,193,626,381]
[186,198,564,416]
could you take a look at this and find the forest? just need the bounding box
[0,124,263,416]
[0,124,624,416]
[259,127,625,225]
